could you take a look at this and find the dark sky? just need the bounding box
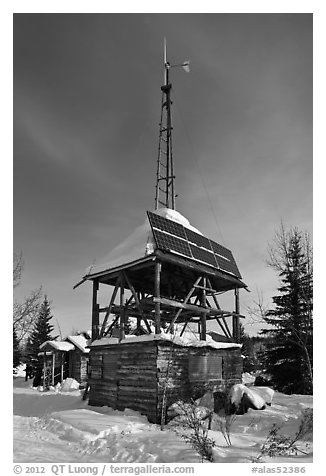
[13,13,312,336]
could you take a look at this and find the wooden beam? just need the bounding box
[99,275,121,338]
[104,315,119,337]
[200,278,207,341]
[154,261,161,334]
[119,274,125,341]
[207,279,221,309]
[167,276,202,332]
[123,272,152,333]
[221,315,233,340]
[43,351,46,388]
[233,288,240,342]
[194,283,216,293]
[60,353,64,383]
[52,353,55,386]
[155,295,220,316]
[91,280,99,342]
[180,295,200,337]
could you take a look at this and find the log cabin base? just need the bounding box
[88,338,242,424]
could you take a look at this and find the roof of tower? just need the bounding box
[82,208,202,278]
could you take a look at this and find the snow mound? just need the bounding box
[60,378,80,392]
[253,386,275,405]
[229,384,266,413]
[13,364,26,378]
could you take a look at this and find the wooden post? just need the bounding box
[155,261,162,334]
[100,276,121,337]
[91,280,99,342]
[200,278,207,341]
[119,275,125,341]
[43,350,46,388]
[233,288,240,342]
[60,353,64,382]
[52,353,55,386]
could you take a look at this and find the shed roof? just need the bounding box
[39,341,75,352]
[39,334,90,353]
[66,335,90,353]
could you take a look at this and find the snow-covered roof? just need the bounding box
[84,208,202,277]
[39,341,75,352]
[66,335,90,353]
[91,332,241,350]
[39,334,90,353]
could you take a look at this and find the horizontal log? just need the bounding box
[118,366,157,373]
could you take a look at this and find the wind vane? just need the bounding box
[155,39,190,210]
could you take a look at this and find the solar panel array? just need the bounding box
[147,211,242,279]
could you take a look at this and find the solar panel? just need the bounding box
[210,240,232,259]
[152,229,192,258]
[190,244,217,268]
[147,211,242,279]
[148,212,187,240]
[184,228,211,250]
[215,254,242,278]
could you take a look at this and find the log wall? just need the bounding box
[69,351,89,383]
[88,340,242,423]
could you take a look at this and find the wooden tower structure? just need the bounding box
[75,43,247,423]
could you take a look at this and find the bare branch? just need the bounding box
[13,286,42,343]
[13,252,24,288]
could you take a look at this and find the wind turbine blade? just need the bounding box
[182,61,190,73]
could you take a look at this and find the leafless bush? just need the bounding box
[174,400,216,462]
[214,412,237,446]
[252,408,313,462]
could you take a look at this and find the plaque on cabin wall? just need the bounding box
[188,354,222,381]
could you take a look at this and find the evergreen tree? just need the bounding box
[13,325,22,368]
[26,296,56,367]
[239,323,266,374]
[261,225,313,395]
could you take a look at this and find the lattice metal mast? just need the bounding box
[155,40,189,210]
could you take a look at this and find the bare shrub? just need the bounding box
[214,412,237,446]
[252,408,313,462]
[173,400,216,462]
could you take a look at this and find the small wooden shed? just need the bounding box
[39,334,90,386]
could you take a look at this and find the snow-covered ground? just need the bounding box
[13,377,313,463]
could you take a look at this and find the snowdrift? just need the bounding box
[13,378,312,464]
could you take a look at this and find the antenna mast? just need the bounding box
[155,40,190,210]
[155,39,175,210]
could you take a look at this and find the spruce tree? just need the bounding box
[261,226,313,394]
[26,296,56,368]
[13,325,22,368]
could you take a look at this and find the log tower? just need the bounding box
[75,42,247,423]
